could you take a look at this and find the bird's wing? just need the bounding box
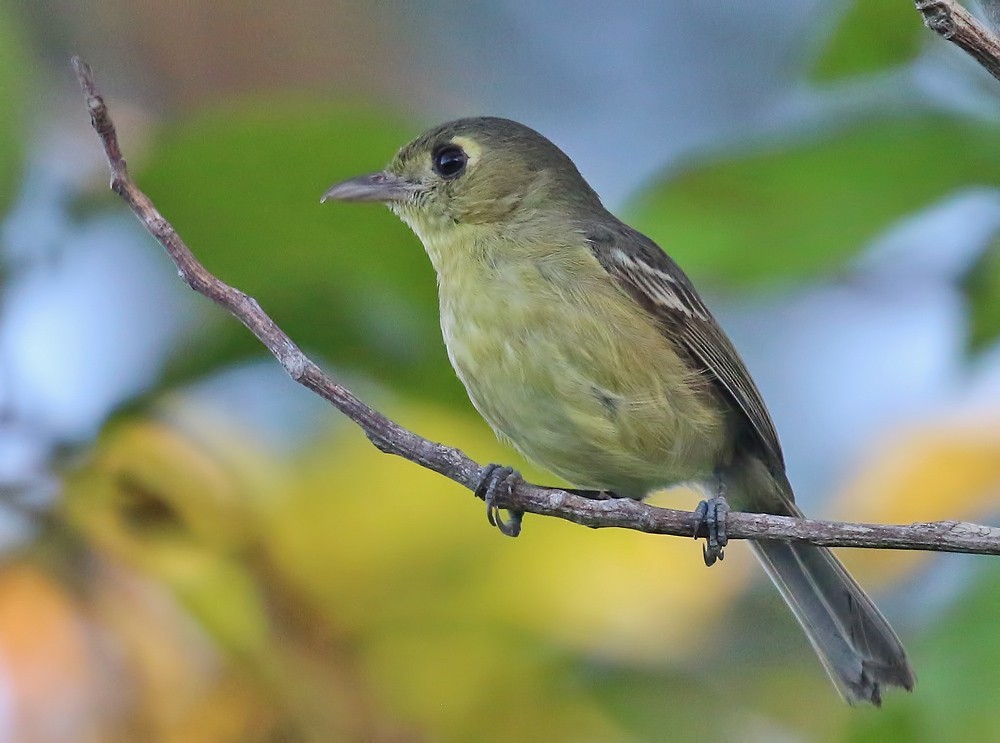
[584,220,785,470]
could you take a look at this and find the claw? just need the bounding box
[693,495,730,567]
[474,464,524,537]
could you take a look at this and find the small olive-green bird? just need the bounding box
[323,117,914,705]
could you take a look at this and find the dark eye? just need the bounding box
[432,144,468,178]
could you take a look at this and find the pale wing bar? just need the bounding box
[585,221,785,471]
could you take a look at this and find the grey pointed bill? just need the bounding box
[321,171,415,203]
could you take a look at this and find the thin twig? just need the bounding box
[916,0,1000,81]
[71,56,1000,556]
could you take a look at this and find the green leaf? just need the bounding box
[0,8,30,215]
[812,0,925,81]
[847,565,1000,741]
[963,237,1000,353]
[579,665,736,739]
[630,116,1000,288]
[137,101,466,402]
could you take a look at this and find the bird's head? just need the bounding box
[323,117,602,243]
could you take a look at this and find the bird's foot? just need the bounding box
[693,495,730,567]
[474,464,523,537]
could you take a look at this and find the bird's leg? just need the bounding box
[693,474,729,567]
[474,463,523,537]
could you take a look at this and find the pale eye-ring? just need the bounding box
[432,144,468,178]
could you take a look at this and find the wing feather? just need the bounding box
[584,220,785,470]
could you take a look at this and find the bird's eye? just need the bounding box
[432,144,468,178]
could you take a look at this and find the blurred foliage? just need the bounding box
[38,394,1000,740]
[811,0,925,81]
[631,115,1000,288]
[0,6,29,215]
[847,563,1000,742]
[63,417,271,659]
[835,419,1000,586]
[963,234,1000,352]
[45,402,760,740]
[137,101,467,405]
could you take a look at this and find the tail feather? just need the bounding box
[751,537,915,705]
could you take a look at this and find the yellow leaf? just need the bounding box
[832,413,1000,583]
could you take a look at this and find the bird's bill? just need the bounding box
[321,171,415,203]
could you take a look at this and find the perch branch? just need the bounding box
[916,0,1000,82]
[72,56,1000,557]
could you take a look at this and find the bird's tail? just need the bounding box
[750,521,915,705]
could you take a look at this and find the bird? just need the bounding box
[322,116,915,705]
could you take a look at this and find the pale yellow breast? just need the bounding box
[414,222,730,497]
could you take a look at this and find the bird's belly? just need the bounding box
[440,284,729,498]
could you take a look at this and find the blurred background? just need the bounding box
[2,0,1000,740]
